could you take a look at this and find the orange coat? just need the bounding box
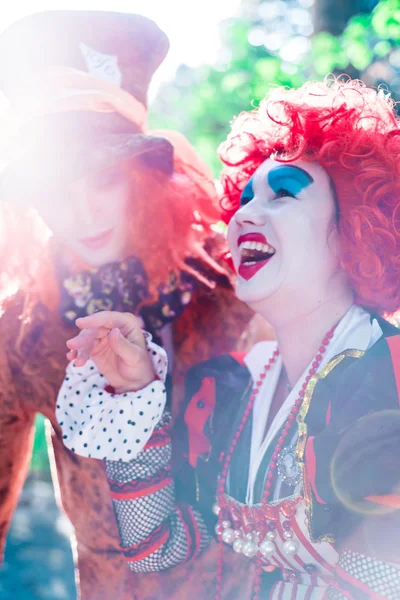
[0,282,272,600]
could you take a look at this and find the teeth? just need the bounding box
[239,241,275,254]
[241,241,254,249]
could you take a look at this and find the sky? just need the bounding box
[0,0,242,100]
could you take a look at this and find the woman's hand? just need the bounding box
[66,311,156,393]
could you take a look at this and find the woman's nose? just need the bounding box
[234,201,267,227]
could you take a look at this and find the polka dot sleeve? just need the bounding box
[56,332,168,461]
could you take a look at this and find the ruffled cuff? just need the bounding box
[56,332,168,461]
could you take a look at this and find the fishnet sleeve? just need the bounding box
[327,548,400,600]
[105,411,211,572]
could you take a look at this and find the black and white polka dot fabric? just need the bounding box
[56,332,168,461]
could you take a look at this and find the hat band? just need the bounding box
[0,66,148,161]
[33,67,148,130]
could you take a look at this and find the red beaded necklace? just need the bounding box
[215,325,336,600]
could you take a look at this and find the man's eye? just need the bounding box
[274,188,296,199]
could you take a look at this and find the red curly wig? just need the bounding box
[219,75,400,315]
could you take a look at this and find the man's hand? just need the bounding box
[66,311,156,393]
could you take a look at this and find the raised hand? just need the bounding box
[66,311,156,393]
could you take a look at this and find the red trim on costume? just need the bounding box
[305,436,327,505]
[144,425,171,449]
[270,555,285,570]
[122,523,170,562]
[310,572,319,589]
[364,494,400,508]
[387,335,400,407]
[110,478,173,500]
[270,581,280,599]
[305,586,315,600]
[335,565,389,599]
[277,580,285,600]
[109,467,172,500]
[273,540,296,570]
[276,519,329,586]
[184,377,216,468]
[291,517,334,573]
[290,584,297,600]
[326,401,331,426]
[229,352,247,365]
[276,518,304,571]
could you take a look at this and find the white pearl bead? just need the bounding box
[283,540,299,555]
[212,503,221,516]
[221,520,231,529]
[245,532,254,541]
[234,530,242,538]
[242,540,258,558]
[266,531,276,540]
[259,540,275,558]
[221,527,235,545]
[232,538,245,553]
[283,530,293,540]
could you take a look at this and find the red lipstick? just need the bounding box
[237,232,268,246]
[80,228,115,250]
[237,232,275,281]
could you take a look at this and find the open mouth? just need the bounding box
[237,234,276,281]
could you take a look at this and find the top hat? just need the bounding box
[0,10,175,191]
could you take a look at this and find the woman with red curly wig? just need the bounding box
[58,74,400,600]
[0,11,259,600]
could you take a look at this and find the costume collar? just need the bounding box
[243,305,383,504]
[58,256,196,342]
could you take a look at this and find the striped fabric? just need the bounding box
[105,411,210,572]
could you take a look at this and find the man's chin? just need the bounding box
[74,245,125,269]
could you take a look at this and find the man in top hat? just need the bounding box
[0,10,267,600]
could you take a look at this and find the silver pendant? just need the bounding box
[276,446,302,487]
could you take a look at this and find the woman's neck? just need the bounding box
[258,290,354,387]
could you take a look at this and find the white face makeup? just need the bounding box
[227,158,341,310]
[34,163,132,267]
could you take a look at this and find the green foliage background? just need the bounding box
[150,0,400,175]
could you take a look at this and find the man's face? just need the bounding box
[33,162,132,267]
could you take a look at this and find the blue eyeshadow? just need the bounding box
[239,165,313,207]
[267,165,314,196]
[240,176,254,206]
